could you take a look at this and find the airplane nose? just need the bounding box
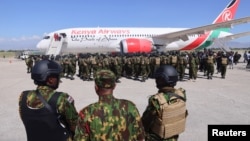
[36,41,41,49]
[36,40,46,49]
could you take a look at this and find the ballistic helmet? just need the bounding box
[31,60,62,84]
[154,65,178,88]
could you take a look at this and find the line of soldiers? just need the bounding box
[25,49,237,82]
[67,51,193,82]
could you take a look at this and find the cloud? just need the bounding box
[0,35,42,50]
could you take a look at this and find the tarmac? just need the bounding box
[0,57,250,141]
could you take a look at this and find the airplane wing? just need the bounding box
[153,16,250,43]
[213,31,250,40]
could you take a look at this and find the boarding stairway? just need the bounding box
[46,33,67,57]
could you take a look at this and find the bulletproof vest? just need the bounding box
[155,57,161,65]
[20,91,70,141]
[135,57,141,64]
[207,56,213,64]
[221,57,228,65]
[90,57,97,65]
[103,58,109,66]
[179,57,184,64]
[161,57,169,65]
[151,88,187,139]
[171,56,177,64]
[141,57,145,65]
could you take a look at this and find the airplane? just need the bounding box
[36,0,250,56]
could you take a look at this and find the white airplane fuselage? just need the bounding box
[36,27,232,54]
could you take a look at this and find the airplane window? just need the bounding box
[43,36,50,39]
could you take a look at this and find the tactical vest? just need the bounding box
[171,56,177,64]
[20,91,70,141]
[103,58,109,66]
[136,57,141,64]
[151,88,187,139]
[126,58,131,65]
[141,58,145,65]
[155,57,161,65]
[90,57,97,65]
[145,58,150,64]
[221,57,227,65]
[179,57,184,64]
[207,56,213,64]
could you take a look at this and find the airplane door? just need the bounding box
[60,33,68,53]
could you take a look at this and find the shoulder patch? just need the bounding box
[67,96,74,103]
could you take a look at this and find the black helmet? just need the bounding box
[192,52,197,57]
[154,65,178,88]
[31,60,62,84]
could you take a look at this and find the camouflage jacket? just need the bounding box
[19,86,78,141]
[74,94,145,141]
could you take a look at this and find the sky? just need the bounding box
[0,0,250,50]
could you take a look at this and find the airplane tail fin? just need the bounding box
[212,0,240,24]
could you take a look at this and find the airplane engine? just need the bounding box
[120,38,153,53]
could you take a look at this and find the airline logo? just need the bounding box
[71,29,130,35]
[222,10,233,21]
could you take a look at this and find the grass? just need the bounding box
[0,52,18,58]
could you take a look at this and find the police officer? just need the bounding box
[18,60,78,141]
[221,52,229,79]
[206,51,215,79]
[141,65,188,141]
[74,69,145,141]
[25,56,33,73]
[188,52,199,81]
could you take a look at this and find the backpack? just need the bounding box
[20,91,71,141]
[150,88,188,139]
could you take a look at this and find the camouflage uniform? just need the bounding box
[188,53,199,81]
[140,54,150,81]
[152,54,161,78]
[63,57,70,77]
[19,85,78,141]
[221,55,228,79]
[206,53,215,79]
[74,69,145,141]
[124,55,133,78]
[142,87,186,141]
[25,56,33,73]
[177,54,187,81]
[68,55,77,80]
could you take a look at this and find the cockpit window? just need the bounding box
[43,36,50,39]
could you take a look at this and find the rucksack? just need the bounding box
[150,88,188,139]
